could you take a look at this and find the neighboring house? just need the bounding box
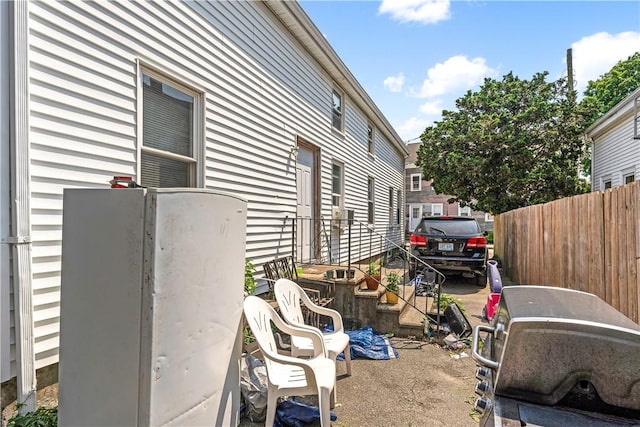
[586,87,640,191]
[404,143,493,234]
[1,1,407,407]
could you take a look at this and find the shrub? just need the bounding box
[244,258,257,296]
[7,406,57,427]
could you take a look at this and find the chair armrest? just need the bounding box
[297,291,344,332]
[302,287,321,304]
[269,308,327,357]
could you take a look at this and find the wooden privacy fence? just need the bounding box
[494,181,640,324]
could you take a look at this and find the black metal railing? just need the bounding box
[290,215,447,334]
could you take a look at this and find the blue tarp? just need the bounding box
[275,398,337,427]
[328,326,399,361]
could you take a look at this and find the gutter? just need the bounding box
[5,0,36,414]
[584,87,640,136]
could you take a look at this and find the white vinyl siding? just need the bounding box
[3,0,407,376]
[590,88,640,191]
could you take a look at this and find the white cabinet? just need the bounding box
[59,188,247,426]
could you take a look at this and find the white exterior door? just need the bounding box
[408,204,422,232]
[296,147,314,263]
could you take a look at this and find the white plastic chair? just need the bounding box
[274,278,352,406]
[243,295,336,427]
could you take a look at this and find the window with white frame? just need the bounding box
[485,213,494,222]
[432,203,443,216]
[368,177,375,224]
[141,70,200,187]
[625,174,635,184]
[332,162,344,207]
[412,207,420,219]
[367,123,374,154]
[459,206,471,216]
[602,176,612,190]
[410,174,421,191]
[332,89,344,131]
[422,204,432,216]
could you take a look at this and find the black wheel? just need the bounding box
[475,272,487,287]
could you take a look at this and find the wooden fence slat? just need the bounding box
[634,182,640,324]
[625,184,637,323]
[495,182,639,322]
[604,189,613,307]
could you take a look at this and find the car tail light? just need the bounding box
[410,234,427,247]
[466,236,486,249]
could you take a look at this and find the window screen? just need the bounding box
[141,73,196,187]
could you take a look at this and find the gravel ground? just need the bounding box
[2,275,493,427]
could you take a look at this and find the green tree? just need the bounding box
[582,52,640,118]
[417,71,591,215]
[579,52,640,173]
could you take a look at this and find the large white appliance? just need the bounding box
[58,188,247,426]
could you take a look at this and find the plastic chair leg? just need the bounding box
[318,388,332,427]
[265,392,277,427]
[344,347,352,376]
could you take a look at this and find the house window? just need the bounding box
[624,173,635,184]
[368,177,375,224]
[485,213,494,222]
[432,203,443,216]
[603,178,612,190]
[412,207,420,219]
[332,89,344,131]
[634,95,640,139]
[367,123,374,154]
[422,204,432,216]
[410,174,422,191]
[388,187,394,223]
[459,206,471,216]
[396,190,401,225]
[332,162,344,207]
[141,70,200,187]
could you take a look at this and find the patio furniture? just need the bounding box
[243,295,336,427]
[263,256,334,327]
[274,278,352,407]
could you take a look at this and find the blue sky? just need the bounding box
[299,0,640,142]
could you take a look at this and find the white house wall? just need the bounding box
[4,1,406,376]
[590,92,640,191]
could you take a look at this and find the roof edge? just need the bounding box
[263,0,408,157]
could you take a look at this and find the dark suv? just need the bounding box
[409,216,487,286]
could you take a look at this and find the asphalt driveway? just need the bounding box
[240,274,495,427]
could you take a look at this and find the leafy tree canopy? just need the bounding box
[582,52,640,119]
[416,71,592,215]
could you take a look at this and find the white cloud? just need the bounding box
[416,55,497,98]
[378,0,451,24]
[384,73,406,93]
[419,100,443,115]
[396,116,431,142]
[571,31,640,92]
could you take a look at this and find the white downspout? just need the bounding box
[7,0,36,413]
